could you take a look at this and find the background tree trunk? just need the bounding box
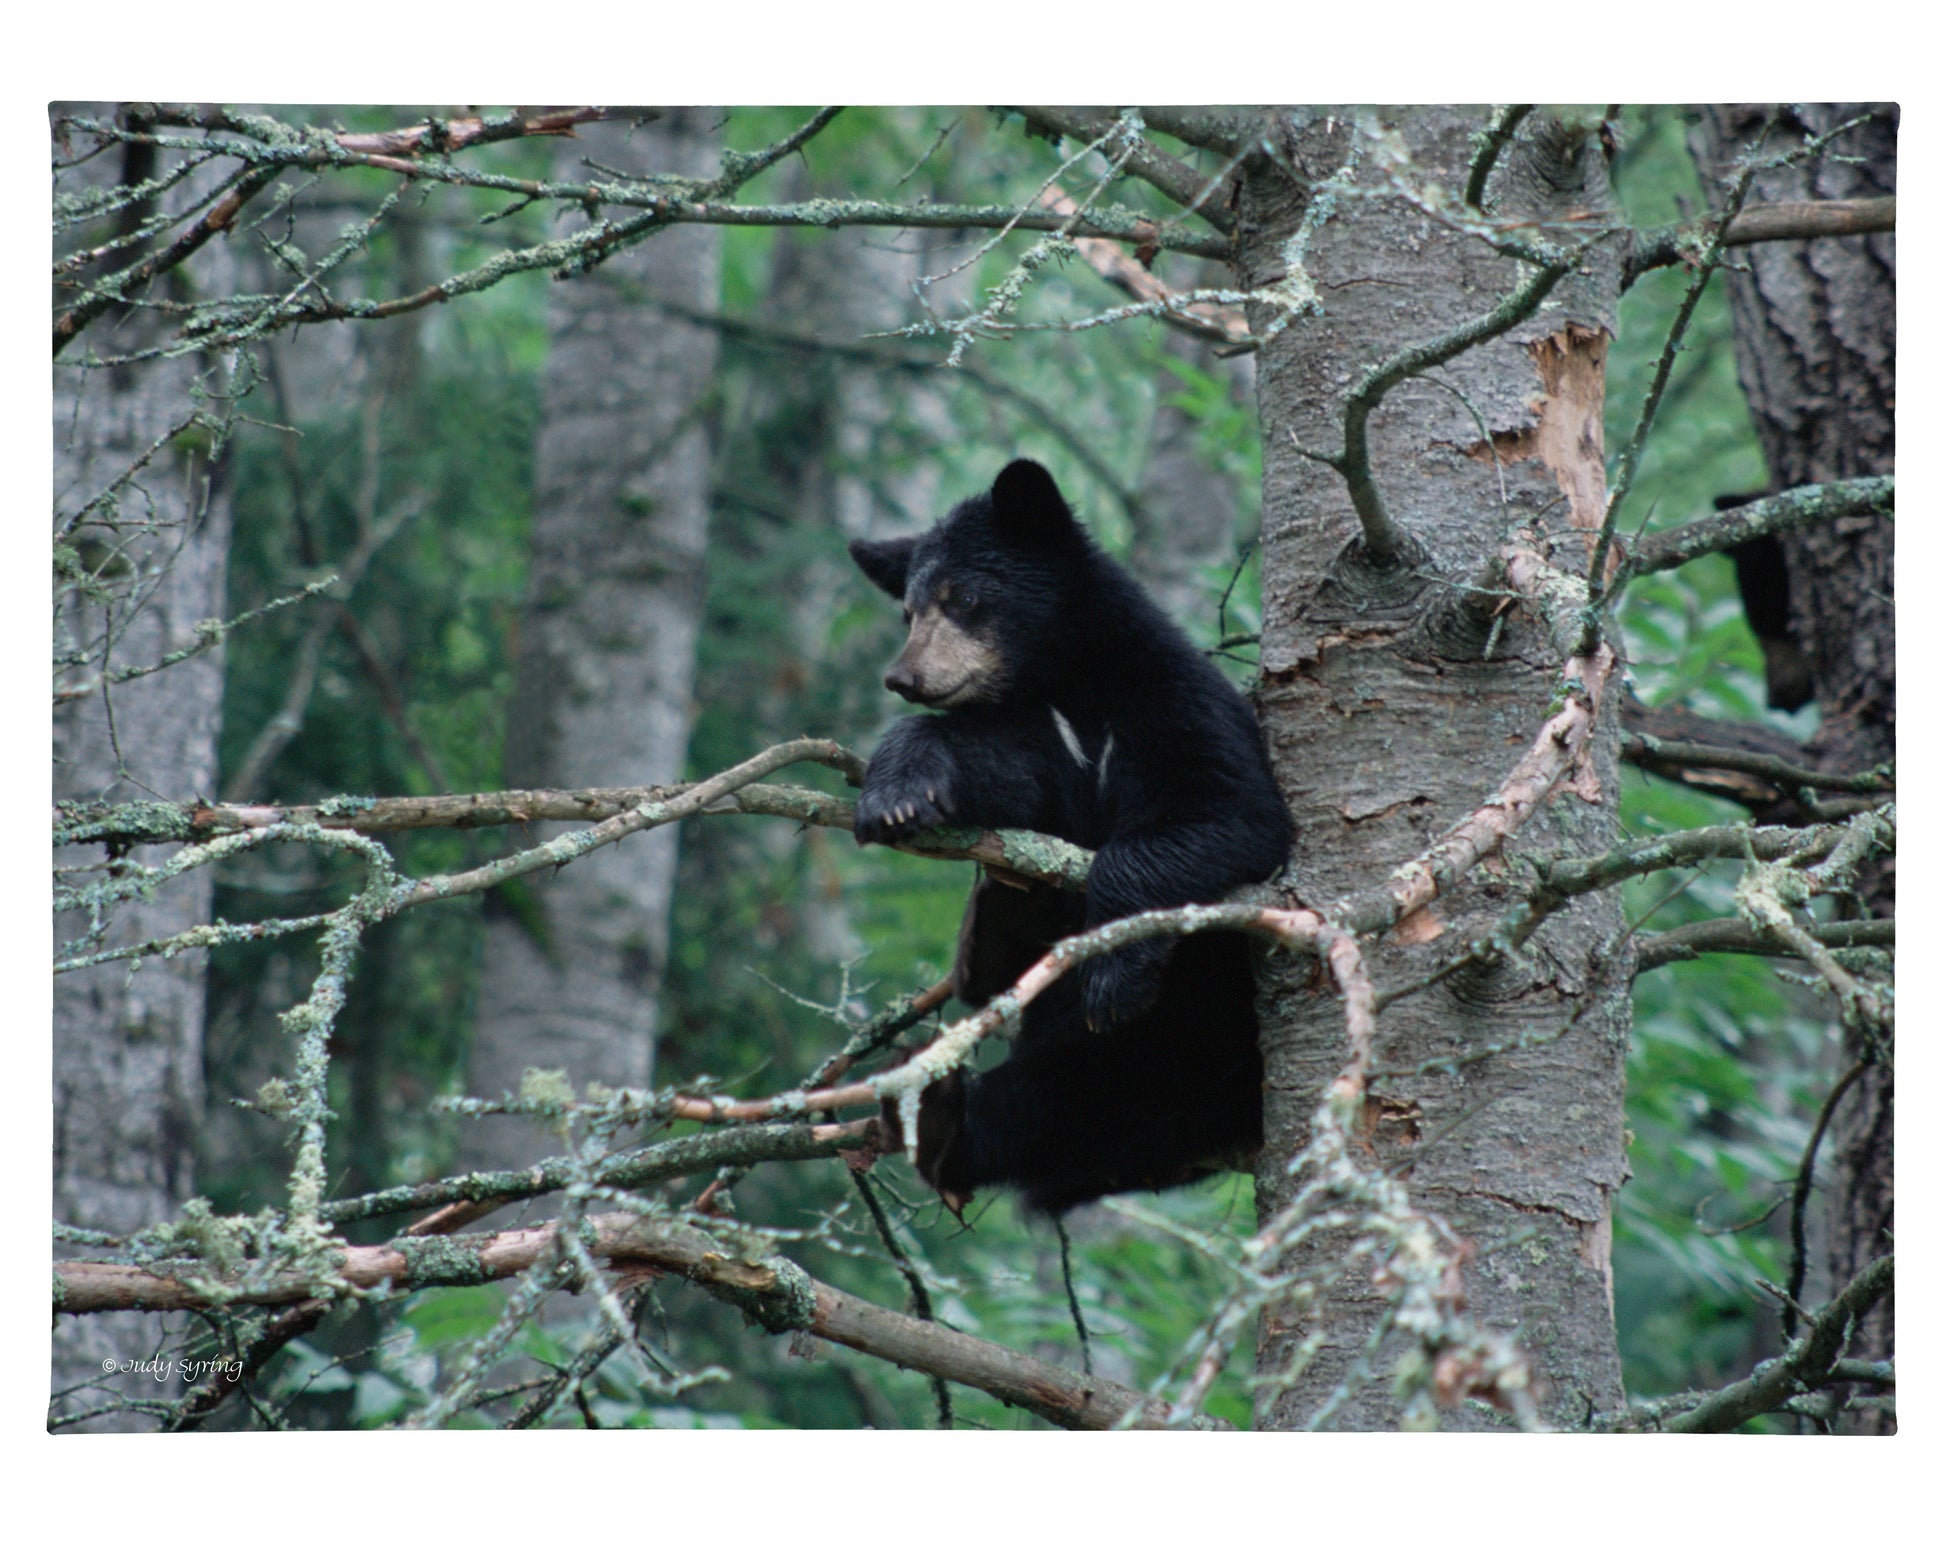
[461,111,722,1174]
[1694,103,1895,1430]
[719,157,954,969]
[1241,107,1630,1428]
[51,110,235,1428]
[1129,293,1256,626]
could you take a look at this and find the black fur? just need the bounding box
[849,460,1293,1213]
[1717,493,1812,712]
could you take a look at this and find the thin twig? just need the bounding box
[1784,1061,1868,1340]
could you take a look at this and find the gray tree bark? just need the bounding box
[1694,103,1895,1432]
[461,111,722,1173]
[1238,107,1630,1428]
[51,110,235,1428]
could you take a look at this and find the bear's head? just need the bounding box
[849,459,1085,708]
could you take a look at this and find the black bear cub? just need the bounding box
[849,459,1292,1215]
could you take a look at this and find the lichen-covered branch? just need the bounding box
[52,107,608,355]
[57,782,1094,897]
[1463,104,1534,208]
[317,1119,873,1230]
[52,576,338,706]
[53,162,284,356]
[1735,864,1892,1033]
[658,900,1325,1140]
[55,1212,1225,1430]
[1615,1256,1895,1432]
[1624,476,1893,580]
[1013,107,1236,231]
[55,105,1231,364]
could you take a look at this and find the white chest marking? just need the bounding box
[1049,706,1089,770]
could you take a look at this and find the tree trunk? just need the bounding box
[51,110,234,1427]
[1240,108,1630,1428]
[1694,103,1895,1431]
[461,111,722,1173]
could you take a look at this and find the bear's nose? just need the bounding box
[883,662,923,700]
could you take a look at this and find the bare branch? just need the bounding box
[642,294,1155,524]
[1625,195,1896,287]
[1783,1062,1871,1340]
[1623,727,1891,798]
[1621,696,1829,815]
[1039,189,1250,346]
[1140,108,1255,156]
[1634,917,1892,974]
[1591,164,1756,611]
[223,497,421,803]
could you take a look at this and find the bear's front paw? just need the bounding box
[854,778,955,845]
[1081,939,1170,1028]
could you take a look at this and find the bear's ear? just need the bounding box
[990,459,1074,546]
[849,536,916,599]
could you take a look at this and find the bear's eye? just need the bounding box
[946,590,977,619]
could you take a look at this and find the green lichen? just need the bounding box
[255,1077,295,1118]
[703,1254,818,1335]
[393,1234,494,1290]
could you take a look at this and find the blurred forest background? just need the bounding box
[52,104,1883,1430]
